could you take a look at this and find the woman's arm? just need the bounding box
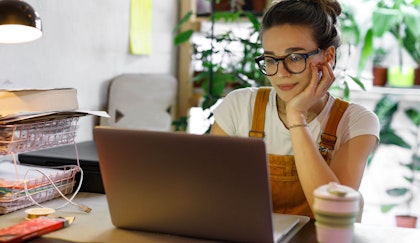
[210,122,229,136]
[286,61,378,212]
[289,118,378,212]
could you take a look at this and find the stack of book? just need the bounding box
[0,88,108,214]
[0,88,107,125]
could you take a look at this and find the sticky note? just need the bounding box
[130,0,152,55]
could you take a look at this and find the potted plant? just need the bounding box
[357,0,420,87]
[173,4,269,132]
[370,94,420,228]
[372,47,389,86]
[213,0,268,15]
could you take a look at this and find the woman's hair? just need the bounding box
[261,0,342,50]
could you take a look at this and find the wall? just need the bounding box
[0,0,178,141]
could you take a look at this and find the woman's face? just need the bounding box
[261,24,326,102]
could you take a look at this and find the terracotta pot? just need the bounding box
[214,0,267,13]
[415,67,420,86]
[373,67,388,86]
[251,0,267,13]
[395,215,418,228]
[214,0,231,11]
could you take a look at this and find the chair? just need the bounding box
[100,74,177,131]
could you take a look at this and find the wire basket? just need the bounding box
[0,117,79,155]
[0,164,78,214]
[0,116,81,214]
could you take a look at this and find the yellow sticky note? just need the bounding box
[130,0,152,55]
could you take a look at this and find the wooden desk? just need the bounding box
[1,193,419,243]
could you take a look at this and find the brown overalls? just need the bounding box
[248,87,349,218]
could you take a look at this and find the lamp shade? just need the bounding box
[0,0,42,43]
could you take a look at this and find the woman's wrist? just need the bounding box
[288,123,308,129]
[286,110,307,125]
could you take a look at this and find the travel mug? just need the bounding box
[313,182,360,243]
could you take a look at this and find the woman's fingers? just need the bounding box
[316,62,335,94]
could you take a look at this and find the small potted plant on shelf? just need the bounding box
[372,47,389,86]
[357,0,420,88]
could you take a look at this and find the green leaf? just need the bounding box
[171,116,189,132]
[358,29,373,74]
[402,175,414,183]
[413,154,420,171]
[380,129,411,148]
[402,27,420,62]
[401,5,420,39]
[173,10,193,34]
[213,11,241,22]
[405,108,420,127]
[347,75,366,90]
[381,204,397,213]
[174,30,194,45]
[386,187,409,197]
[372,8,399,37]
[374,95,399,130]
[192,71,208,83]
[342,81,350,100]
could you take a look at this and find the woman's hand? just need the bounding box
[285,62,335,122]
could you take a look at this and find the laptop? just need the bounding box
[93,126,309,243]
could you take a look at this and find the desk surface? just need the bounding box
[1,193,419,243]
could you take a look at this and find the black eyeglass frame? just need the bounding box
[255,48,321,75]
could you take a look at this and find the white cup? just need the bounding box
[313,182,360,243]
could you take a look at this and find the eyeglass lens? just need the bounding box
[260,54,307,75]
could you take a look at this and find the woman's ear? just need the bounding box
[324,46,336,65]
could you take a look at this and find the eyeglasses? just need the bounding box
[255,48,321,75]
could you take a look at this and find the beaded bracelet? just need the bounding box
[288,124,308,129]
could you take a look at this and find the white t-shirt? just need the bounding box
[213,87,380,157]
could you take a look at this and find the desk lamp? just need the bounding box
[0,0,42,43]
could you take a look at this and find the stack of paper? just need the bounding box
[0,161,78,214]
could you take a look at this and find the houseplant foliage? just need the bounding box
[358,0,420,80]
[371,94,420,226]
[173,7,268,132]
[334,1,367,93]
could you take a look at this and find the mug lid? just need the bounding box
[314,182,360,201]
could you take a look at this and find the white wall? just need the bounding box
[0,0,178,141]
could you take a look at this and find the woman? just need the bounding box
[211,0,379,219]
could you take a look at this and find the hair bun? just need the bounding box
[298,0,341,23]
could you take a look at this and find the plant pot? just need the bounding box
[250,0,267,13]
[214,0,267,14]
[214,0,231,11]
[395,215,418,228]
[373,67,388,86]
[387,66,415,88]
[415,67,420,86]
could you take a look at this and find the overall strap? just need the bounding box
[249,87,271,138]
[319,98,349,160]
